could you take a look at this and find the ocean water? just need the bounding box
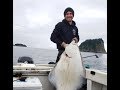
[13,46,107,72]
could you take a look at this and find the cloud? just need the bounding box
[13,0,107,49]
[25,9,52,28]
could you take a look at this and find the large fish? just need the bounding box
[48,40,86,90]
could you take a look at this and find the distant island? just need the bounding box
[79,38,106,53]
[13,43,27,47]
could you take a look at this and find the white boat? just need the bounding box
[13,63,107,90]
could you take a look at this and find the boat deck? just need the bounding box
[13,63,107,90]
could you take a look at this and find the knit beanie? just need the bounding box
[64,7,74,17]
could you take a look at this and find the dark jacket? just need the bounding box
[50,19,79,50]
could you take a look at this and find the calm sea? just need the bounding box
[13,46,107,72]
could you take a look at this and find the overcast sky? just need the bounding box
[13,0,107,51]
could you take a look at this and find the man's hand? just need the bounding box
[61,42,69,48]
[72,37,78,43]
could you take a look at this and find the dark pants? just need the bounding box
[56,50,64,63]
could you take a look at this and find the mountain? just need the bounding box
[13,43,27,47]
[79,38,106,53]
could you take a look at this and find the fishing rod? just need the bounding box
[48,54,99,64]
[82,54,99,58]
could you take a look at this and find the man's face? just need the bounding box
[65,11,73,22]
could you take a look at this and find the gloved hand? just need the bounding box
[72,37,78,43]
[61,42,69,48]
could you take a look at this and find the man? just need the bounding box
[50,7,80,63]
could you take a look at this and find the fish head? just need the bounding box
[65,40,80,58]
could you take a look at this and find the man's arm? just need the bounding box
[50,23,68,48]
[76,27,80,42]
[50,23,63,45]
[72,27,80,43]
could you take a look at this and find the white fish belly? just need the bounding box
[48,41,86,90]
